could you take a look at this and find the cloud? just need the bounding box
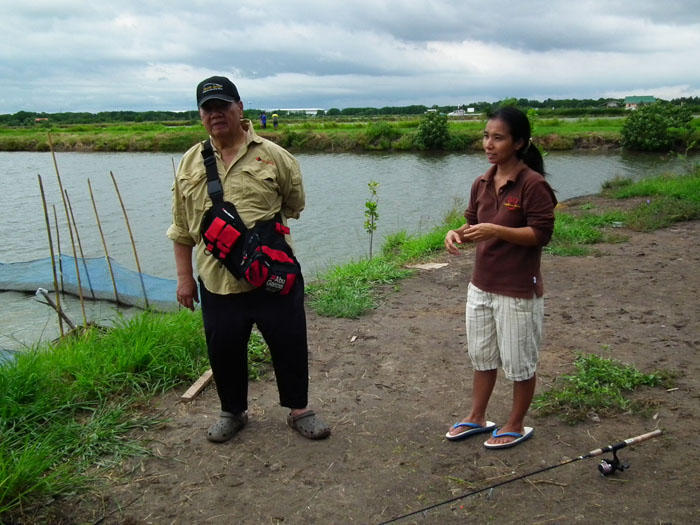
[0,0,698,113]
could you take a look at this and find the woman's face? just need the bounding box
[482,118,524,165]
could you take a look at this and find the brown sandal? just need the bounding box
[286,410,331,440]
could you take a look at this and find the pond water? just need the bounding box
[0,149,696,351]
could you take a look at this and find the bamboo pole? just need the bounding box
[65,189,96,300]
[38,175,64,337]
[46,131,68,286]
[35,288,76,330]
[52,204,64,292]
[47,131,88,323]
[63,189,87,327]
[110,171,149,308]
[88,178,120,304]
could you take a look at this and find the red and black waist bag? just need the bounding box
[199,140,301,294]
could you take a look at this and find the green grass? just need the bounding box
[0,116,650,153]
[546,210,628,255]
[247,330,272,380]
[609,171,700,230]
[546,165,700,255]
[4,113,699,152]
[307,205,464,318]
[532,353,669,424]
[306,257,413,318]
[0,308,270,516]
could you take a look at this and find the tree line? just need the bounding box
[2,97,699,127]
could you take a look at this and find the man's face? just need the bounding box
[199,99,244,140]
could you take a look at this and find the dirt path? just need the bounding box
[33,208,700,524]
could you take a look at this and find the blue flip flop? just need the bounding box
[445,420,496,441]
[483,426,534,449]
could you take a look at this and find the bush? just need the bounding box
[391,133,415,151]
[416,112,450,149]
[445,133,474,151]
[365,122,400,145]
[621,102,694,151]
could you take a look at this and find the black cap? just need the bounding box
[196,76,240,107]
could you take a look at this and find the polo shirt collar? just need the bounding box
[479,164,527,185]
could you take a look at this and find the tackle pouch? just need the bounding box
[200,201,248,277]
[239,220,300,294]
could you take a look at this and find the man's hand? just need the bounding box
[176,274,199,311]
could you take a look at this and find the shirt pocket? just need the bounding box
[233,164,280,210]
[178,168,210,236]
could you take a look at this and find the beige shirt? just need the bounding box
[167,119,305,294]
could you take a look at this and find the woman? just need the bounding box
[444,107,556,449]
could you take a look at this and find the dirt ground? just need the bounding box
[25,197,700,524]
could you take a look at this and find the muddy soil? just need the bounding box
[20,198,700,525]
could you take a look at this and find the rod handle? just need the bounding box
[588,429,662,457]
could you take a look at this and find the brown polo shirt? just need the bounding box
[465,165,557,298]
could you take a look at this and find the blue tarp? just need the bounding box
[0,255,177,311]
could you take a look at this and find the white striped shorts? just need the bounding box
[466,282,543,381]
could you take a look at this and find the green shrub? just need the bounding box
[365,122,400,145]
[621,102,694,151]
[416,112,450,149]
[391,133,415,151]
[445,132,474,151]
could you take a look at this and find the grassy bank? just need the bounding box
[0,116,632,153]
[1,166,697,518]
[0,310,271,516]
[310,165,700,317]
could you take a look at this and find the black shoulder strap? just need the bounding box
[201,138,224,204]
[201,139,283,226]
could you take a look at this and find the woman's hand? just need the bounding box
[462,223,500,242]
[445,229,464,255]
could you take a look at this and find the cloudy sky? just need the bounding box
[1,0,698,113]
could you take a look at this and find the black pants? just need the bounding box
[199,278,309,413]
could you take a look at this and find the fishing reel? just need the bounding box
[598,450,629,477]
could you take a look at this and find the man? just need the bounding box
[167,76,330,442]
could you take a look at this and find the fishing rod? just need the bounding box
[378,429,662,525]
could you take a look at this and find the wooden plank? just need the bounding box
[180,369,213,402]
[406,262,448,270]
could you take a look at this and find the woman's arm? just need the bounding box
[462,223,539,245]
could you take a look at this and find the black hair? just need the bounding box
[487,106,545,176]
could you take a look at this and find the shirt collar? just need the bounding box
[241,119,264,145]
[208,119,263,158]
[479,164,527,184]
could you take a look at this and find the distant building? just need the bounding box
[273,108,325,116]
[624,96,656,110]
[603,100,620,108]
[447,107,475,116]
[34,117,48,122]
